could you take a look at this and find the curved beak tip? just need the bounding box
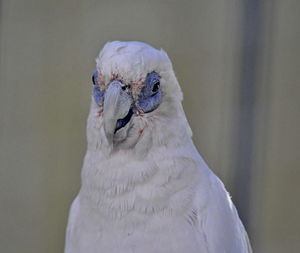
[102,80,133,142]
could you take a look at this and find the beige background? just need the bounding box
[0,0,299,252]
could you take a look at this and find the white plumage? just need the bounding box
[65,41,252,253]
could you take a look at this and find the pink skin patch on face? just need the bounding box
[106,72,146,99]
[132,78,144,98]
[97,72,106,91]
[96,108,103,117]
[111,73,121,80]
[98,71,148,116]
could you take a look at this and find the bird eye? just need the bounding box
[152,81,160,93]
[92,74,96,85]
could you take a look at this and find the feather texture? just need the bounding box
[65,41,252,253]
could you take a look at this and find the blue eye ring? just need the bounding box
[92,70,104,106]
[143,71,161,95]
[137,71,162,113]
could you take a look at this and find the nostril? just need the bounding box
[121,85,127,91]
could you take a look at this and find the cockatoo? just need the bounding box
[65,41,252,253]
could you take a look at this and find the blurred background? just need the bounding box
[0,0,299,252]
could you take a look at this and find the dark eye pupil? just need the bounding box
[152,81,160,93]
[92,74,96,85]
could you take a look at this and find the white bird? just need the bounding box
[64,41,252,253]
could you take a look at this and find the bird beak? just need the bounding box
[103,80,133,143]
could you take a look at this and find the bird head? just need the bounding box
[88,41,191,153]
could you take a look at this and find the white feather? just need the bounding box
[65,41,252,253]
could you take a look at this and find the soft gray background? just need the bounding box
[0,0,299,252]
